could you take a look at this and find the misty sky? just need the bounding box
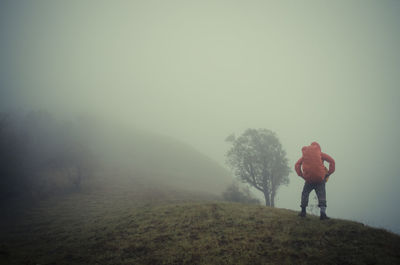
[1,1,400,233]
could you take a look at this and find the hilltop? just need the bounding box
[1,185,399,265]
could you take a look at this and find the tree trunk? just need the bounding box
[263,191,271,206]
[271,191,275,207]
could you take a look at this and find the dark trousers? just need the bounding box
[301,181,327,208]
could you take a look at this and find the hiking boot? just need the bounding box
[320,212,330,220]
[298,211,306,217]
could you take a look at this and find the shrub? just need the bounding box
[222,183,260,205]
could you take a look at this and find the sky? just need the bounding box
[1,1,400,233]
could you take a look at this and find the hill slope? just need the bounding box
[83,122,234,195]
[0,112,233,202]
[1,188,399,265]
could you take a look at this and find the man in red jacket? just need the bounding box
[295,142,335,220]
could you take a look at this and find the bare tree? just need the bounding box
[0,111,94,202]
[225,129,290,207]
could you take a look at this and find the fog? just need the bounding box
[1,1,400,233]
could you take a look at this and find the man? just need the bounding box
[295,142,335,220]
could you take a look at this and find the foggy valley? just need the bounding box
[1,1,400,264]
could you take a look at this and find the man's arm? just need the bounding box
[321,153,335,176]
[295,157,303,177]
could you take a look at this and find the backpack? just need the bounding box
[301,143,326,183]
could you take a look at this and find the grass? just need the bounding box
[1,178,400,265]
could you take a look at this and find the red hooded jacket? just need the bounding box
[295,142,335,183]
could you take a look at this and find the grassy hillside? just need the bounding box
[85,123,234,195]
[1,182,399,265]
